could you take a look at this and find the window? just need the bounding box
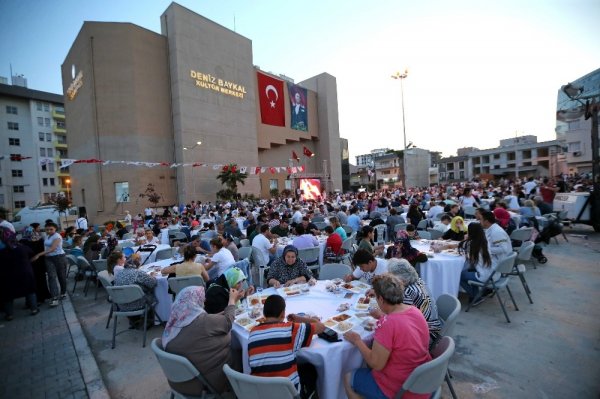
[47,148,53,157]
[14,201,26,209]
[448,172,455,180]
[458,161,465,169]
[6,105,17,114]
[568,142,581,153]
[44,118,50,127]
[36,101,42,111]
[9,138,20,146]
[49,178,55,186]
[269,179,278,190]
[40,148,46,157]
[46,133,52,142]
[39,132,45,141]
[285,180,292,190]
[43,178,48,186]
[48,163,54,172]
[7,122,19,130]
[567,120,580,130]
[13,185,25,193]
[493,154,500,159]
[459,171,465,179]
[115,182,130,202]
[11,170,23,177]
[43,103,50,112]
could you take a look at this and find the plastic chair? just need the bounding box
[170,231,188,246]
[311,216,325,223]
[66,254,78,277]
[318,263,352,280]
[314,222,328,231]
[435,294,461,399]
[151,338,229,399]
[395,336,455,398]
[465,252,519,323]
[223,364,300,399]
[105,284,150,348]
[418,231,431,240]
[416,219,428,231]
[75,256,94,296]
[510,227,533,249]
[298,246,320,276]
[251,249,269,288]
[463,206,477,219]
[427,229,443,240]
[155,248,175,261]
[510,241,535,303]
[168,276,205,296]
[342,225,353,235]
[239,239,251,247]
[369,211,382,220]
[92,259,108,300]
[238,246,253,261]
[97,271,115,329]
[394,223,409,233]
[374,224,386,244]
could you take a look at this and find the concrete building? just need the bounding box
[0,82,71,216]
[62,3,341,222]
[355,148,391,167]
[438,155,470,182]
[556,68,600,175]
[340,138,350,192]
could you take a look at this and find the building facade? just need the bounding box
[556,68,600,175]
[0,82,70,216]
[62,3,342,222]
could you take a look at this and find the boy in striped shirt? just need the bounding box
[248,295,325,398]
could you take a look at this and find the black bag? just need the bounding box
[318,327,340,343]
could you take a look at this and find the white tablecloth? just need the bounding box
[412,241,465,300]
[232,281,374,399]
[140,258,175,322]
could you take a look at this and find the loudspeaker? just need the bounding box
[78,206,87,218]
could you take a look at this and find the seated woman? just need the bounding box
[357,226,384,257]
[370,259,443,349]
[442,216,467,241]
[113,259,157,328]
[519,199,541,226]
[69,235,84,258]
[163,286,244,395]
[161,245,209,281]
[204,267,254,314]
[329,216,348,241]
[136,228,159,246]
[107,250,127,280]
[267,245,316,288]
[386,231,427,266]
[343,274,432,399]
[406,203,425,227]
[459,223,495,305]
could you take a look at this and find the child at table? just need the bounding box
[249,295,325,399]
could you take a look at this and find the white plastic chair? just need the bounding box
[427,229,443,240]
[155,248,175,261]
[435,294,461,399]
[238,246,253,261]
[394,223,409,233]
[510,241,535,303]
[318,263,352,280]
[416,219,428,231]
[374,224,386,244]
[168,276,205,296]
[223,364,299,399]
[463,206,477,219]
[251,249,269,288]
[239,239,251,248]
[92,259,108,300]
[105,284,150,349]
[298,246,320,276]
[418,231,431,240]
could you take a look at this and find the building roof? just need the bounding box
[440,155,468,163]
[0,83,63,104]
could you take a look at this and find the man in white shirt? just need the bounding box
[252,224,277,265]
[344,249,388,284]
[158,222,170,245]
[144,207,153,221]
[205,238,236,281]
[76,215,88,230]
[480,211,513,262]
[427,201,445,221]
[291,225,319,250]
[291,206,303,225]
[523,177,538,197]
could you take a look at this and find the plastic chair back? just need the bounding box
[417,219,428,231]
[396,336,455,398]
[516,241,535,262]
[314,222,328,231]
[394,223,408,233]
[436,294,461,337]
[155,248,174,261]
[342,225,353,235]
[251,248,267,268]
[240,239,251,247]
[168,276,205,295]
[298,247,320,264]
[428,230,443,240]
[97,271,114,288]
[510,227,533,242]
[369,211,382,220]
[223,364,299,399]
[496,252,518,275]
[418,231,431,240]
[341,237,354,252]
[92,259,108,273]
[318,263,352,280]
[76,255,91,270]
[238,246,253,260]
[374,225,386,244]
[463,206,477,218]
[106,284,145,305]
[312,216,325,223]
[66,254,78,267]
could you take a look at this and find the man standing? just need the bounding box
[76,212,88,231]
[539,178,558,208]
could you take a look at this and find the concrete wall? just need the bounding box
[62,23,176,224]
[161,3,260,203]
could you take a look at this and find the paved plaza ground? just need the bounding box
[1,226,599,399]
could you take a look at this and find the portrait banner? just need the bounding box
[287,83,308,131]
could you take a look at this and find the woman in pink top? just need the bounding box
[343,274,431,399]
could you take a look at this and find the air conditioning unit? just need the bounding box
[573,151,582,157]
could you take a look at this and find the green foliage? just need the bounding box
[217,164,247,195]
[280,189,292,198]
[216,189,236,201]
[139,183,162,207]
[270,188,279,198]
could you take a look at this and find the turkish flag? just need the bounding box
[257,72,285,126]
[292,151,300,162]
[303,146,314,157]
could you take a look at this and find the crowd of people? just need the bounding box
[0,174,572,398]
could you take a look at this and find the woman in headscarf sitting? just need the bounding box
[442,216,467,241]
[386,231,428,267]
[204,267,255,314]
[267,245,317,288]
[162,286,244,395]
[369,258,443,349]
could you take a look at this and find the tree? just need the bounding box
[49,195,71,229]
[270,188,279,198]
[217,164,247,199]
[139,183,162,207]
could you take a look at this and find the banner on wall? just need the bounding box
[257,72,285,127]
[287,83,308,131]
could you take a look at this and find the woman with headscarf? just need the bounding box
[82,234,101,261]
[204,267,255,314]
[387,231,428,266]
[1,227,40,320]
[369,259,443,349]
[163,286,244,395]
[267,245,316,288]
[19,223,51,305]
[442,216,467,241]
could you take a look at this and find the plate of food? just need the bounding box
[331,313,352,323]
[333,320,354,333]
[354,296,373,311]
[280,285,307,297]
[234,316,257,331]
[323,319,338,328]
[248,295,268,307]
[351,281,370,291]
[341,283,362,294]
[442,249,461,257]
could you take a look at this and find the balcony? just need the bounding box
[52,109,65,120]
[57,170,70,177]
[53,140,68,149]
[53,125,66,134]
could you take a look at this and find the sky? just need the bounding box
[1,0,599,161]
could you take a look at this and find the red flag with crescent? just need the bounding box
[303,146,314,157]
[257,72,285,127]
[292,151,300,162]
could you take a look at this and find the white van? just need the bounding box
[11,205,79,232]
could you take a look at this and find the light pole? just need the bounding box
[392,69,409,187]
[183,141,202,201]
[65,178,71,204]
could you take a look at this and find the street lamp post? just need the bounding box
[392,69,409,188]
[65,178,71,204]
[183,141,202,201]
